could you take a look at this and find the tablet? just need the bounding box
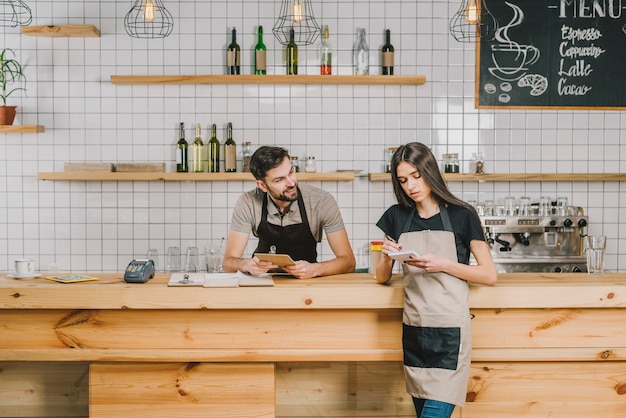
[388,250,420,262]
[254,253,297,266]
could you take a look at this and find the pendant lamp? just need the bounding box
[450,0,498,43]
[273,0,321,45]
[0,0,32,27]
[124,0,173,39]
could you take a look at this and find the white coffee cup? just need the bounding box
[15,259,35,276]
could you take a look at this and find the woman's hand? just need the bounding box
[403,253,451,273]
[382,235,402,259]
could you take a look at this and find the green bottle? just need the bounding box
[191,123,205,172]
[224,122,237,172]
[255,26,267,75]
[286,27,298,75]
[208,124,220,173]
[176,122,188,173]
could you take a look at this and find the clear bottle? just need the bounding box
[290,155,300,172]
[208,123,220,173]
[224,122,237,172]
[227,26,241,75]
[305,155,316,173]
[176,122,188,173]
[474,152,485,174]
[286,27,298,75]
[242,141,253,172]
[191,123,205,172]
[384,147,397,173]
[320,25,332,75]
[381,29,394,75]
[255,25,266,75]
[353,28,369,75]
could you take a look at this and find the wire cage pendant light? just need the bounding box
[124,0,174,39]
[273,0,321,45]
[0,0,32,27]
[450,0,498,43]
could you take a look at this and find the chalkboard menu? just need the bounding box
[477,0,626,109]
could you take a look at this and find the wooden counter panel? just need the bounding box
[1,308,402,355]
[464,361,626,417]
[276,361,416,417]
[0,361,88,417]
[471,308,626,349]
[90,362,274,418]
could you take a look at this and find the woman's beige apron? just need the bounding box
[398,205,471,407]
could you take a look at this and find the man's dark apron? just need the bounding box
[399,204,471,407]
[254,188,318,263]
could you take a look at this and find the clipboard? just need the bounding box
[254,253,296,266]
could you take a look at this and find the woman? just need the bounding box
[375,142,497,418]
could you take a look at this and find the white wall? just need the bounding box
[1,0,624,273]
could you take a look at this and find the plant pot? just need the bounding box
[0,106,17,125]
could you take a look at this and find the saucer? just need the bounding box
[7,273,42,280]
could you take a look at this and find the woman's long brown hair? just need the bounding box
[390,142,479,220]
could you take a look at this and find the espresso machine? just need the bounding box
[477,197,588,273]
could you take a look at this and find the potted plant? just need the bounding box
[0,48,27,125]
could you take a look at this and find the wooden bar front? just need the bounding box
[1,273,625,417]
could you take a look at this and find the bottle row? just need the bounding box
[176,122,251,173]
[227,25,395,76]
[175,122,319,174]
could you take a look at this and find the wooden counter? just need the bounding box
[1,273,625,417]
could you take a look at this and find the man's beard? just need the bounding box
[271,186,298,202]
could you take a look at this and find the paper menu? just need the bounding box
[167,272,274,287]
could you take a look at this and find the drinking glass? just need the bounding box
[519,196,531,216]
[556,196,568,216]
[484,200,495,216]
[584,235,606,274]
[504,196,516,216]
[147,249,160,272]
[166,246,180,272]
[540,196,552,216]
[184,246,199,272]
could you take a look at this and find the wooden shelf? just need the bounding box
[0,125,45,133]
[369,173,626,182]
[21,24,100,37]
[37,171,356,182]
[110,74,426,86]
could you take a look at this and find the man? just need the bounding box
[223,146,356,279]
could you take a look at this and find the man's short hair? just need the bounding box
[250,146,290,180]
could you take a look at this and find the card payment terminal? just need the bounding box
[124,259,156,283]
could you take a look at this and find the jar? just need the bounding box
[384,147,397,173]
[473,152,485,174]
[305,155,317,173]
[242,141,253,172]
[290,156,300,172]
[369,241,383,278]
[443,153,460,173]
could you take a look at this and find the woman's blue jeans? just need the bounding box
[413,397,456,418]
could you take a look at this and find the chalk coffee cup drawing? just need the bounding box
[489,44,539,81]
[15,259,36,276]
[584,235,606,275]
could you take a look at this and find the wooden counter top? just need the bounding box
[2,272,625,310]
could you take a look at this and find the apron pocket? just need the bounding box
[402,323,460,371]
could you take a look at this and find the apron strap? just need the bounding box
[401,203,453,233]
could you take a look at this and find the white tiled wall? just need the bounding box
[1,0,624,273]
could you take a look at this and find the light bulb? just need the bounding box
[465,0,480,24]
[292,0,303,24]
[143,0,156,22]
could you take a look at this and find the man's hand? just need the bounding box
[281,260,317,279]
[241,256,278,276]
